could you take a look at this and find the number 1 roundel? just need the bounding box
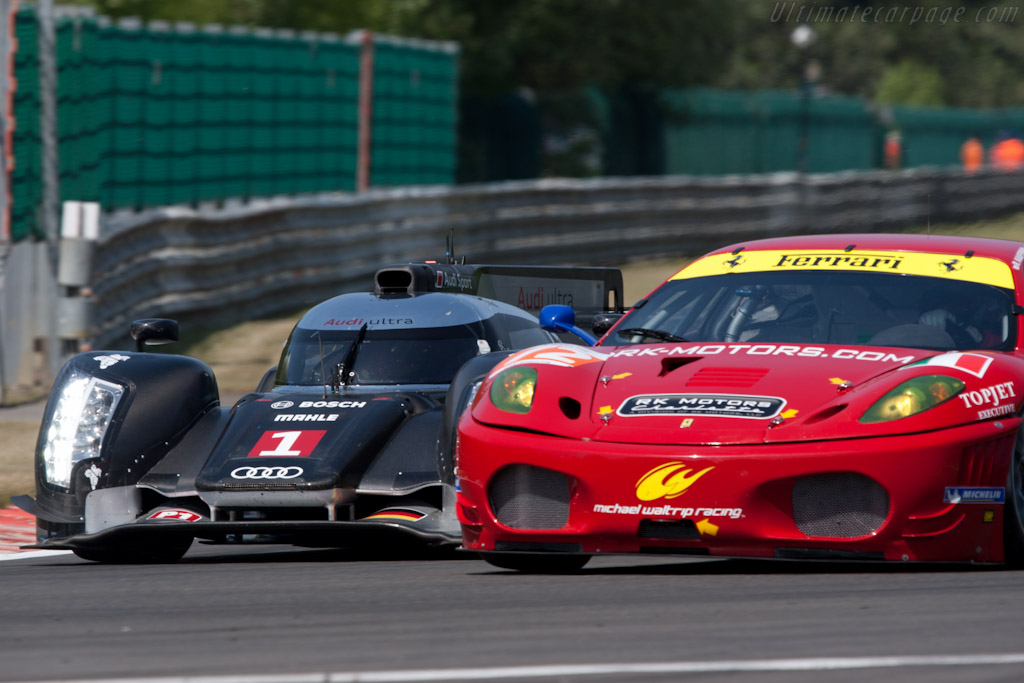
[248,430,326,458]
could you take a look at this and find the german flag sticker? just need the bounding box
[363,509,426,522]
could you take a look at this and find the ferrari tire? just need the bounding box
[72,536,194,564]
[1005,430,1024,567]
[482,552,591,573]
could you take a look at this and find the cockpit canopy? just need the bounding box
[275,292,556,387]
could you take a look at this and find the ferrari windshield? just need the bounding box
[275,323,489,386]
[614,270,1016,351]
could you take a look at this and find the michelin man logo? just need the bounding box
[84,464,102,490]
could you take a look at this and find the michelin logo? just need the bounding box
[944,487,1005,504]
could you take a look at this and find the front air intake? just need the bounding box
[373,265,438,295]
[489,465,571,530]
[375,269,413,293]
[792,473,889,538]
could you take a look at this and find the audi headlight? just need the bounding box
[490,367,537,414]
[859,375,963,424]
[41,369,124,488]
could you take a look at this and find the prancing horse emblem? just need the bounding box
[940,258,963,273]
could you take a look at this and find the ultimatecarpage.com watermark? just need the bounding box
[770,3,1018,25]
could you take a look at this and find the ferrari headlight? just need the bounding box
[490,367,537,414]
[859,375,964,424]
[41,369,124,488]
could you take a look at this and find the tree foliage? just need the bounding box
[67,0,1024,108]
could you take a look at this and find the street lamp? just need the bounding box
[791,24,817,174]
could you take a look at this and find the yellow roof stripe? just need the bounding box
[670,249,1014,289]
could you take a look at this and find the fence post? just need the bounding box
[356,29,373,192]
[0,0,14,243]
[38,0,61,375]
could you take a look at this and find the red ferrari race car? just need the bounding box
[455,233,1024,571]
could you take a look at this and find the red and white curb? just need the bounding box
[0,507,68,559]
[0,507,35,552]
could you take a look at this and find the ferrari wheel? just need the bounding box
[1006,431,1024,567]
[72,536,193,564]
[482,552,590,573]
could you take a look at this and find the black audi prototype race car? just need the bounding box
[15,260,622,562]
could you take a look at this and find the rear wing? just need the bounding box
[373,263,624,331]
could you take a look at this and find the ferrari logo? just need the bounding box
[723,254,745,269]
[939,258,963,273]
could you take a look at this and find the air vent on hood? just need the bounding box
[686,367,769,388]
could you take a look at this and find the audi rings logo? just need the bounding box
[270,401,294,410]
[230,466,304,480]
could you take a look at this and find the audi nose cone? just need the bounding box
[194,393,410,506]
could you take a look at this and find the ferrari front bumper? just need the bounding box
[455,417,1019,563]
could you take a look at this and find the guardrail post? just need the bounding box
[56,200,98,353]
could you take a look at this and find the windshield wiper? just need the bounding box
[616,327,688,342]
[335,323,369,388]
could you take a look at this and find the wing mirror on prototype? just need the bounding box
[592,312,624,337]
[539,305,598,346]
[130,318,179,352]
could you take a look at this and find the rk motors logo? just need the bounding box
[618,394,785,419]
[230,466,304,480]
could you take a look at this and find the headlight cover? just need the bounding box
[41,369,125,488]
[859,374,964,424]
[490,367,537,414]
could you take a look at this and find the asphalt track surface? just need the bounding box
[1,544,1023,683]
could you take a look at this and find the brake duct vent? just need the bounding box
[489,465,570,530]
[792,472,889,538]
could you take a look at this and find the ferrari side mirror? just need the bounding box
[539,305,598,346]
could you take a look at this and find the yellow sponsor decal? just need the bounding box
[635,462,714,501]
[696,519,719,536]
[670,249,1013,289]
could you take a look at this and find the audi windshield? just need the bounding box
[275,323,490,386]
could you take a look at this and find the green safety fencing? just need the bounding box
[370,39,458,187]
[463,85,1024,183]
[10,7,459,242]
[891,105,1024,167]
[660,88,879,175]
[11,7,41,241]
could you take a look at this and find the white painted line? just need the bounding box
[9,653,1024,683]
[0,549,71,562]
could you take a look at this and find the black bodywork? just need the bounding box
[16,262,622,562]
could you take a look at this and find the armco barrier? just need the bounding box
[2,166,1024,403]
[87,167,1024,351]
